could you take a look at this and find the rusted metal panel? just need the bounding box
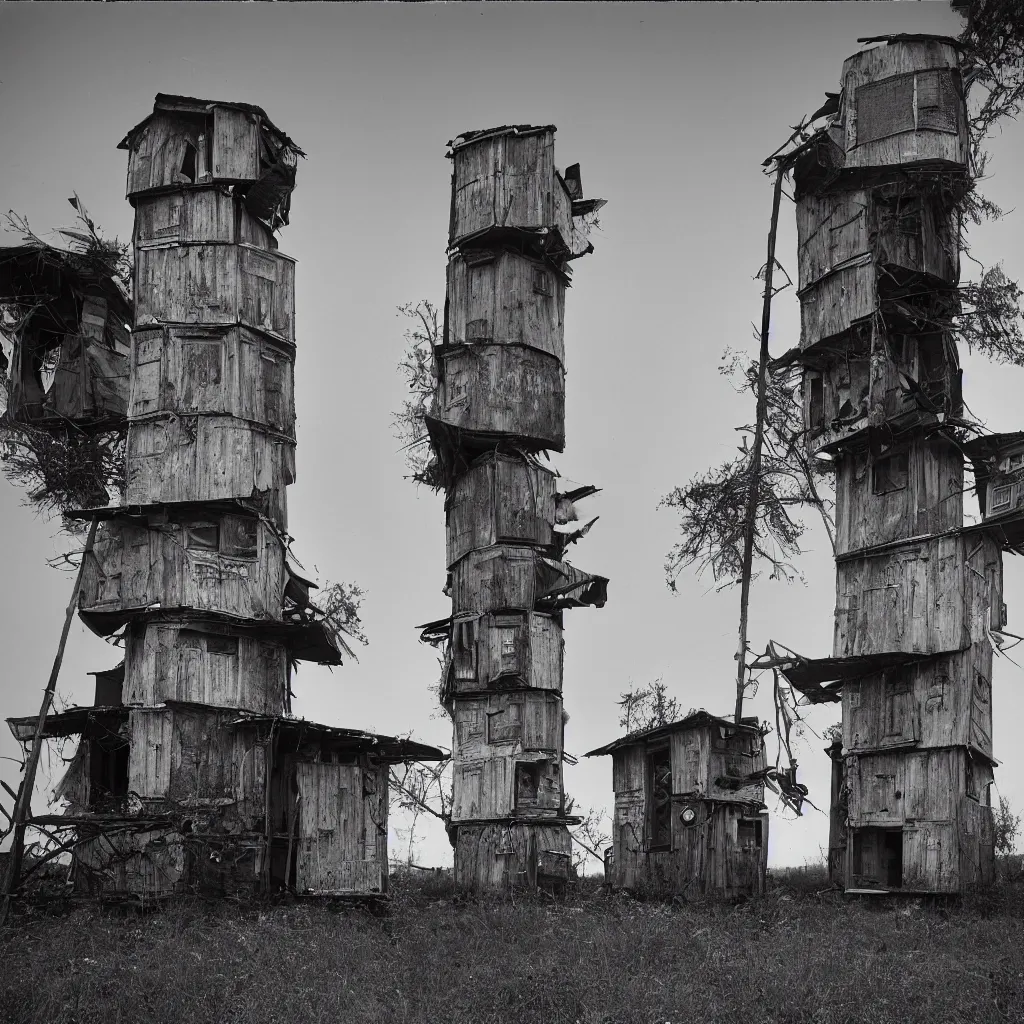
[134,243,295,343]
[80,513,284,625]
[834,533,1001,658]
[124,623,289,713]
[445,453,557,566]
[834,436,963,555]
[129,325,295,436]
[445,250,566,360]
[125,415,293,527]
[294,761,387,895]
[433,344,565,451]
[839,41,968,171]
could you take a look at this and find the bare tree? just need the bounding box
[392,300,440,485]
[389,758,453,865]
[616,678,683,735]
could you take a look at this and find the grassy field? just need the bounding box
[3,868,1024,1024]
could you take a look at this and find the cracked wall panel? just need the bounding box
[446,250,565,361]
[80,514,285,624]
[125,416,293,527]
[433,344,565,452]
[134,244,295,343]
[129,325,295,436]
[834,435,964,555]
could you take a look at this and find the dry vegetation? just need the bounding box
[3,869,1024,1024]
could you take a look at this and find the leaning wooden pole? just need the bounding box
[0,516,98,923]
[734,167,785,725]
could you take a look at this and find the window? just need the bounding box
[646,746,672,850]
[221,515,258,559]
[88,737,129,811]
[991,485,1012,512]
[515,762,542,806]
[808,375,824,430]
[185,522,219,550]
[738,818,762,850]
[532,267,553,297]
[916,69,958,133]
[178,142,197,184]
[206,635,239,657]
[872,451,909,494]
[857,74,915,145]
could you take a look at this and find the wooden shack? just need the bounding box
[834,532,1002,658]
[451,691,564,823]
[837,38,968,173]
[445,249,567,360]
[435,610,564,699]
[78,505,285,628]
[430,344,565,453]
[0,243,132,429]
[962,432,1024,552]
[833,434,964,555]
[8,702,444,898]
[448,125,602,260]
[125,415,293,527]
[586,712,768,898]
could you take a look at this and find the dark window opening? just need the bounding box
[88,739,129,812]
[515,762,542,807]
[647,746,672,850]
[872,451,909,494]
[738,818,763,850]
[206,635,239,657]
[179,143,197,184]
[221,515,259,559]
[808,376,824,430]
[185,522,219,550]
[852,827,903,888]
[532,267,553,297]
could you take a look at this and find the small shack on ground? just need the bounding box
[586,712,768,898]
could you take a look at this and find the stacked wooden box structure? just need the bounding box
[585,713,769,898]
[778,38,1000,892]
[7,95,443,898]
[424,125,607,889]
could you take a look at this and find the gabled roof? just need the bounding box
[584,710,761,758]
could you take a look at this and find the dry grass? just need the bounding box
[2,872,1024,1024]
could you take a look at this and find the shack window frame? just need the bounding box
[872,451,909,495]
[645,743,673,852]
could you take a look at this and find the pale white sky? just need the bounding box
[2,1,1021,870]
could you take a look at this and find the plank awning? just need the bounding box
[8,701,446,763]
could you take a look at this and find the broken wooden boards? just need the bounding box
[586,713,768,898]
[0,245,132,431]
[773,37,998,894]
[431,125,607,891]
[7,704,443,898]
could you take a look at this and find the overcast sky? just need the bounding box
[2,1,1020,871]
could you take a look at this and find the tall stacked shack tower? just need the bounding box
[420,125,607,889]
[8,95,444,898]
[775,38,1001,893]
